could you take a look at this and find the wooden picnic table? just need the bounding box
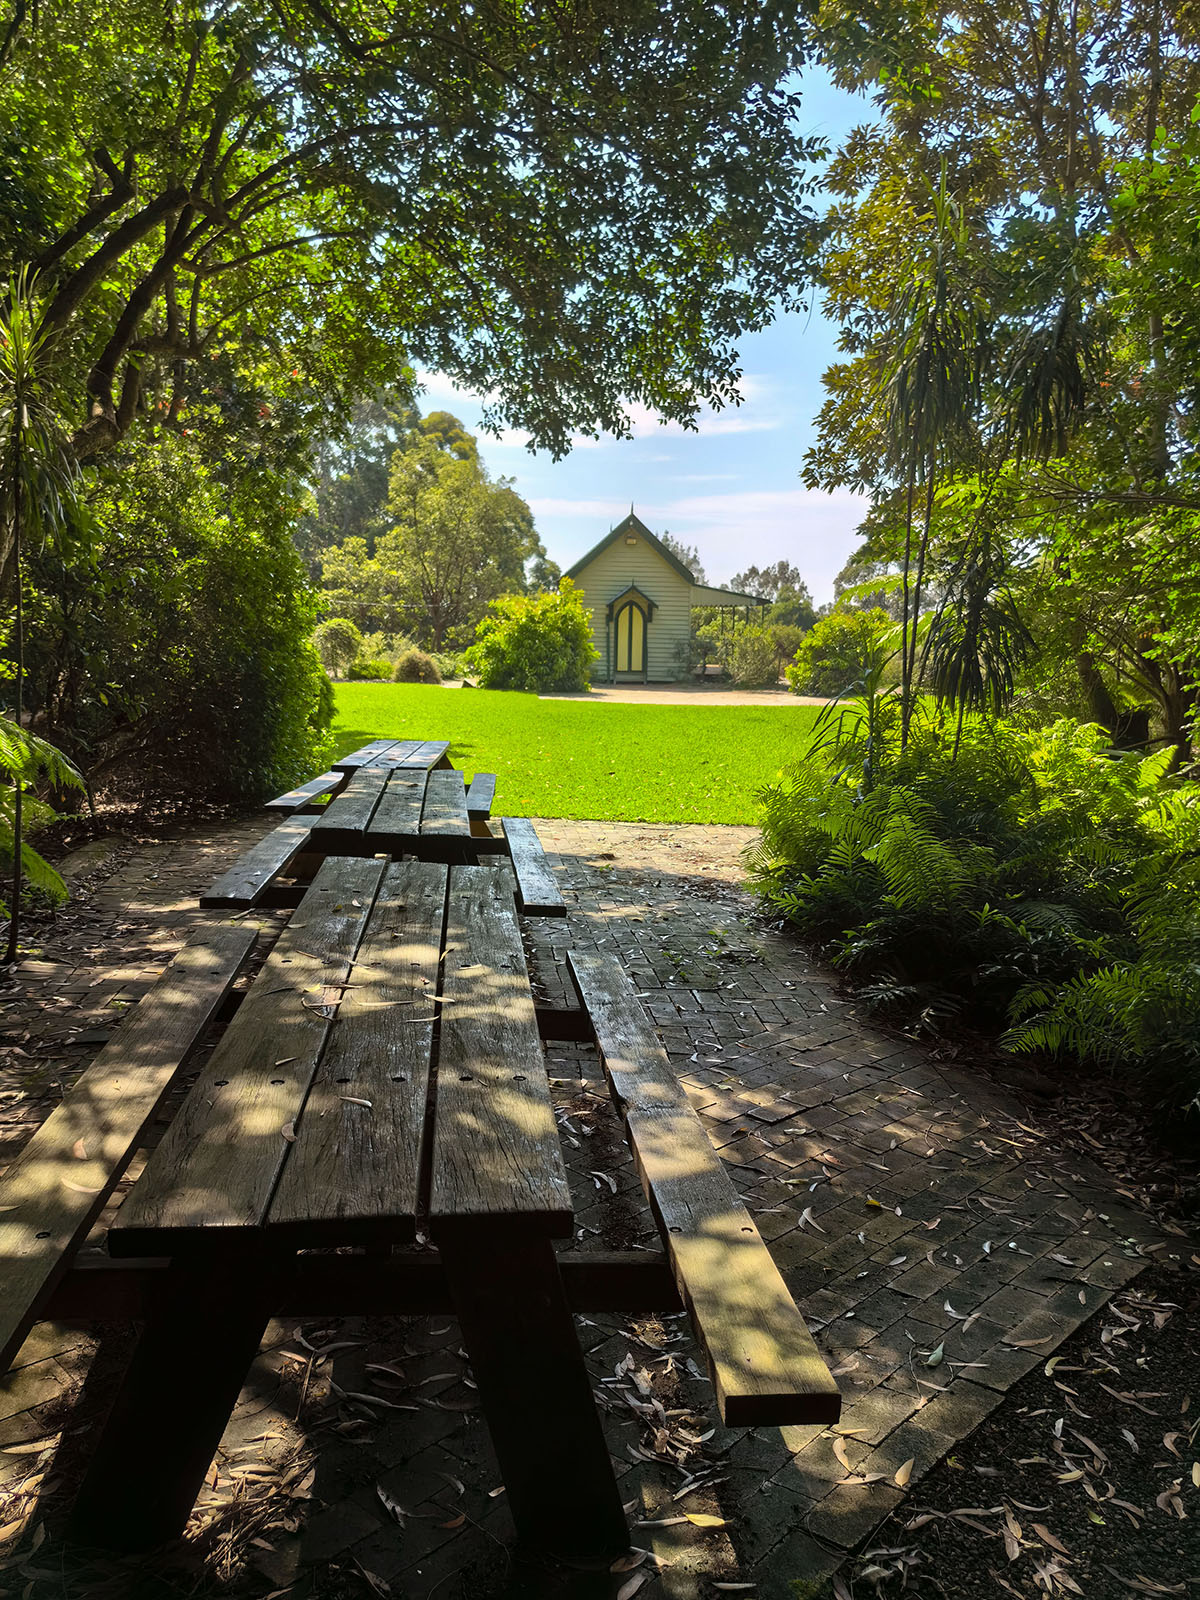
[66,854,625,1558]
[56,845,837,1559]
[201,739,566,914]
[2,738,837,1559]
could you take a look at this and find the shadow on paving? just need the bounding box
[0,818,1189,1600]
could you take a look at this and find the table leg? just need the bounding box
[66,1257,275,1552]
[437,1231,629,1562]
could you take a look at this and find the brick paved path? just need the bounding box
[0,816,1175,1600]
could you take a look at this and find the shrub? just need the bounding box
[785,607,894,696]
[431,651,470,681]
[729,626,780,687]
[393,649,441,683]
[314,618,363,677]
[24,438,333,803]
[747,710,1200,1111]
[769,623,808,670]
[466,579,597,693]
[348,656,393,681]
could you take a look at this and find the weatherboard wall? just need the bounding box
[572,536,693,681]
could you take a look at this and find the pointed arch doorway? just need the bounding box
[605,585,655,681]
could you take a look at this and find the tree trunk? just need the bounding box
[1074,647,1120,736]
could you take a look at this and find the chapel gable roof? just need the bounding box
[564,512,698,585]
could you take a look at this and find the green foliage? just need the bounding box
[393,650,441,685]
[785,608,894,696]
[0,717,86,915]
[748,712,1200,1110]
[348,656,392,682]
[320,417,544,649]
[24,437,332,802]
[769,624,809,669]
[729,626,781,687]
[767,586,818,632]
[804,5,1200,762]
[314,618,363,678]
[728,561,807,601]
[0,0,823,465]
[466,581,598,693]
[0,267,89,956]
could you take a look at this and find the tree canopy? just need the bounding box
[804,0,1200,759]
[0,0,822,499]
[317,409,544,649]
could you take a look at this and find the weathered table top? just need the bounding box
[114,854,568,1256]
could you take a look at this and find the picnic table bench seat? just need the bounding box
[465,771,496,822]
[263,770,342,813]
[0,924,257,1373]
[567,950,841,1428]
[501,816,567,916]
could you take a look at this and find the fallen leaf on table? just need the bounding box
[894,1458,915,1487]
[281,1121,297,1142]
[71,1138,87,1160]
[339,1096,372,1108]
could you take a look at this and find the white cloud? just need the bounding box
[529,497,631,521]
[540,487,867,601]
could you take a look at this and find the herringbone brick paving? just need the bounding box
[0,814,1178,1599]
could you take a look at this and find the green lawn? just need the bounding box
[332,684,821,824]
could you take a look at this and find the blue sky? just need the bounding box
[417,69,875,603]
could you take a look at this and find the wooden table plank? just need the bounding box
[430,864,572,1236]
[568,949,841,1427]
[309,764,390,852]
[363,767,428,852]
[401,739,451,770]
[420,769,470,837]
[501,817,566,916]
[267,860,448,1245]
[265,772,343,812]
[332,739,406,772]
[0,926,256,1371]
[465,773,496,820]
[199,814,312,909]
[111,857,385,1252]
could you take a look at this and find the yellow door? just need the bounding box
[615,604,645,672]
